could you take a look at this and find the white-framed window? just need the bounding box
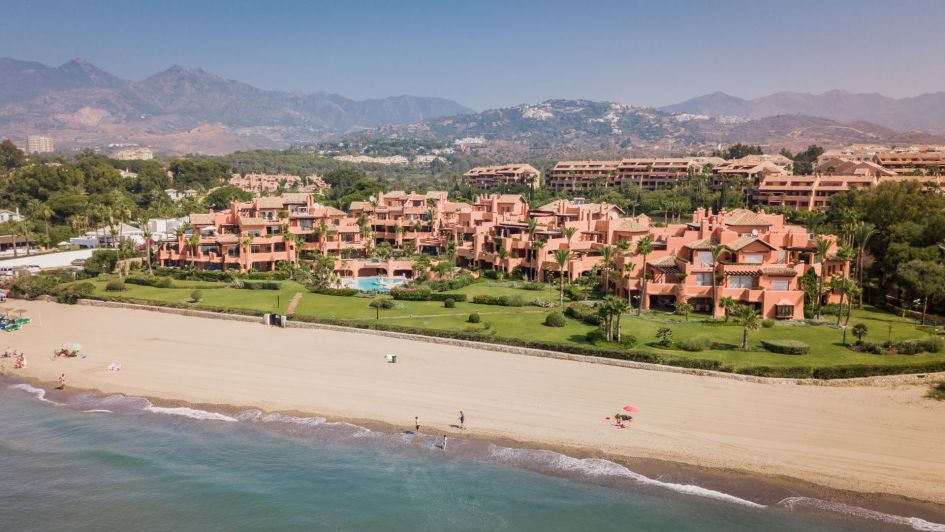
[729,275,754,289]
[696,273,713,286]
[772,279,790,291]
[696,251,713,266]
[743,254,764,264]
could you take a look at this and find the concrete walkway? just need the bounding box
[285,292,303,315]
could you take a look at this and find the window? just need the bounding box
[772,280,790,291]
[696,273,713,286]
[696,251,713,267]
[729,275,754,289]
[743,254,763,264]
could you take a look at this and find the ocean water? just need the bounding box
[1,381,942,532]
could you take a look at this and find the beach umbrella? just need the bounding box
[623,406,639,413]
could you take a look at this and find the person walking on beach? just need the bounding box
[57,373,66,390]
[414,416,420,433]
[440,435,448,451]
[458,410,465,430]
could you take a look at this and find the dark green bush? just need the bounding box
[190,289,202,302]
[679,337,711,352]
[126,275,174,288]
[467,312,481,323]
[472,294,526,306]
[247,271,289,280]
[761,319,775,328]
[760,339,810,355]
[618,335,637,348]
[586,329,606,345]
[83,249,118,276]
[812,361,945,379]
[737,366,814,378]
[311,287,358,296]
[443,298,456,308]
[390,288,467,302]
[895,338,944,355]
[105,279,126,292]
[565,302,602,325]
[56,282,95,304]
[544,311,566,327]
[153,267,234,282]
[520,281,546,291]
[9,274,59,298]
[242,280,281,290]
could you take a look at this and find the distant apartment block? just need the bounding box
[333,155,409,165]
[229,173,302,194]
[26,135,54,154]
[464,164,541,189]
[546,161,619,191]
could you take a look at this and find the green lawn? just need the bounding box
[82,277,945,371]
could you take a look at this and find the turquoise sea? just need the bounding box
[1,380,942,532]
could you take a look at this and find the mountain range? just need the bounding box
[356,99,943,160]
[661,90,945,135]
[0,58,473,154]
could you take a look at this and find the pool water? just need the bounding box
[341,276,407,292]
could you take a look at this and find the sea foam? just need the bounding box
[778,497,945,532]
[145,405,238,422]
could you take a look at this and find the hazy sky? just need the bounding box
[3,0,945,110]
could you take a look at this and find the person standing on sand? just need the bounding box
[458,410,465,430]
[414,416,420,433]
[441,435,448,451]
[57,373,66,390]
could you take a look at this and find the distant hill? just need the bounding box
[356,99,944,160]
[661,90,945,135]
[0,58,473,154]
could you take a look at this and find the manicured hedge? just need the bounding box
[544,311,566,327]
[389,288,467,302]
[895,338,944,355]
[241,280,281,290]
[810,361,945,379]
[472,294,526,306]
[126,276,174,288]
[736,366,815,378]
[426,274,475,292]
[311,287,359,297]
[565,302,601,325]
[760,339,810,355]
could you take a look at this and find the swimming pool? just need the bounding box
[340,276,407,292]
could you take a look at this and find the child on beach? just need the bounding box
[458,410,465,430]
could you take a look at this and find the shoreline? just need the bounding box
[8,373,945,527]
[5,300,945,516]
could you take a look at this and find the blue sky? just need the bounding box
[2,0,944,110]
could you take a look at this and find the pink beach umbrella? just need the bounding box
[623,406,639,413]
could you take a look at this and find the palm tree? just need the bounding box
[28,200,54,248]
[553,248,571,306]
[527,217,538,241]
[852,222,875,309]
[608,296,630,342]
[710,244,727,316]
[563,226,576,247]
[141,226,154,276]
[599,245,615,295]
[719,296,736,322]
[623,262,636,306]
[733,304,761,349]
[814,238,832,319]
[835,246,855,327]
[635,236,653,316]
[531,240,545,281]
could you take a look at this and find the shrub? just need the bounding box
[390,288,467,302]
[471,294,526,306]
[895,338,944,355]
[565,302,601,325]
[426,274,475,292]
[443,298,456,308]
[812,361,945,379]
[83,249,118,276]
[760,339,810,355]
[656,327,673,347]
[9,274,59,298]
[467,312,481,323]
[618,335,637,348]
[241,280,281,290]
[520,281,546,291]
[737,366,814,378]
[761,319,775,328]
[247,271,289,281]
[56,282,95,304]
[679,337,712,352]
[190,289,202,302]
[311,287,358,297]
[544,311,566,327]
[105,279,126,292]
[585,329,606,345]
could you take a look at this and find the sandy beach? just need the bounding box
[6,300,945,507]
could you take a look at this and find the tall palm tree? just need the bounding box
[527,217,538,241]
[28,200,54,248]
[531,240,545,281]
[734,304,761,349]
[240,234,255,271]
[635,236,653,316]
[563,226,576,247]
[852,222,875,309]
[835,246,855,327]
[719,296,736,322]
[608,296,630,342]
[599,245,615,295]
[623,262,636,306]
[553,248,571,307]
[814,238,832,319]
[710,244,727,317]
[141,225,154,276]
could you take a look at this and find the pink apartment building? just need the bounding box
[159,192,846,320]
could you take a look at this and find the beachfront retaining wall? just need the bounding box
[68,298,945,387]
